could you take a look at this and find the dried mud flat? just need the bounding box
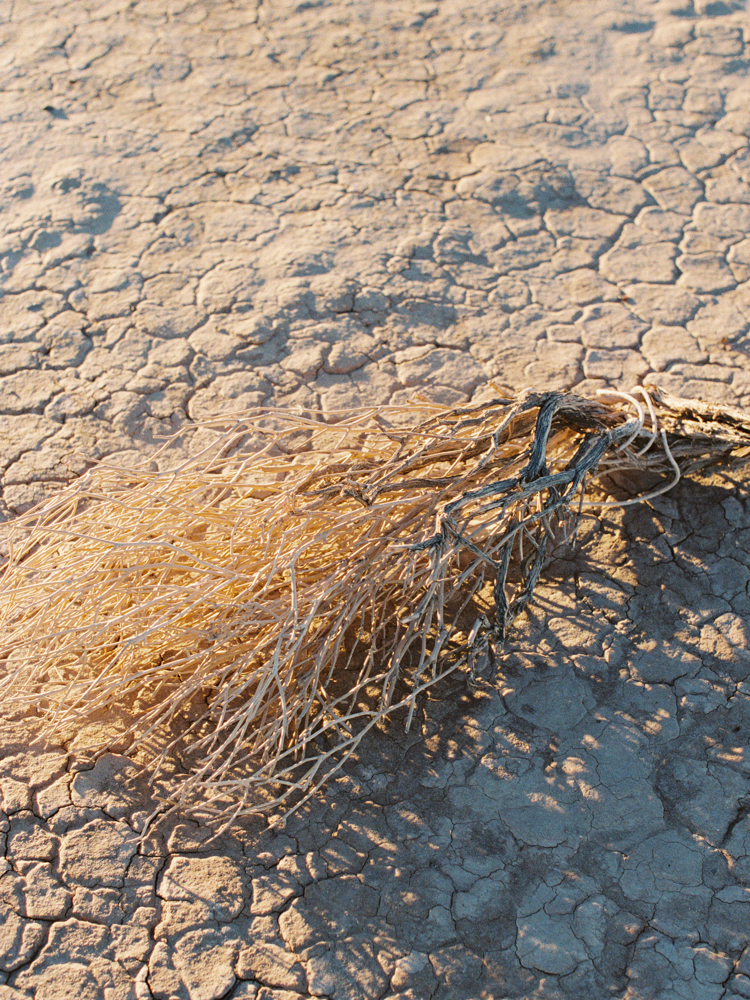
[1,1,750,999]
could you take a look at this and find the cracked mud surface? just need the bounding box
[1,0,750,998]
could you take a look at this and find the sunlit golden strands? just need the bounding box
[0,386,749,829]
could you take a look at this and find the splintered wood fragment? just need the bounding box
[0,385,748,827]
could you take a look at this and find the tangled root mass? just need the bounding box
[1,386,748,826]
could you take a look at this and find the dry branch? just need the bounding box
[0,385,748,827]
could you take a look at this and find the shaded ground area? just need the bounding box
[1,0,750,998]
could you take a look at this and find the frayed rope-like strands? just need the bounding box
[597,388,646,454]
[1,386,748,825]
[582,428,682,510]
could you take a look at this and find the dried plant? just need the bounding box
[1,386,748,827]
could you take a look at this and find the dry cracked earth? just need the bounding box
[1,0,750,998]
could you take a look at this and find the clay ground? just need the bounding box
[1,0,750,998]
